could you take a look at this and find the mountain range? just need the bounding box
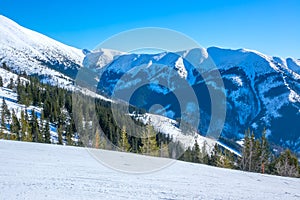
[0,15,299,154]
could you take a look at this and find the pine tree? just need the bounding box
[181,147,193,162]
[248,132,255,171]
[252,137,261,172]
[20,110,30,141]
[66,124,73,146]
[201,141,209,164]
[1,98,10,139]
[57,125,63,145]
[192,140,201,163]
[275,149,299,177]
[259,128,270,173]
[30,109,39,142]
[240,129,250,171]
[44,120,51,144]
[94,128,101,149]
[221,149,235,169]
[118,126,130,152]
[0,76,3,87]
[8,78,14,90]
[159,141,170,158]
[0,99,5,139]
[11,110,20,140]
[140,125,159,156]
[209,143,221,166]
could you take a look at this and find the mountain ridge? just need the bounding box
[0,15,299,154]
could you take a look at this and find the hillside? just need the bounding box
[0,14,299,155]
[0,15,84,85]
[90,47,300,153]
[0,140,299,200]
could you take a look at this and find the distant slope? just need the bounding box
[88,47,300,153]
[0,15,84,79]
[0,140,299,200]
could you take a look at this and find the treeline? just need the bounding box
[179,129,300,178]
[180,140,237,169]
[0,65,184,158]
[240,129,299,177]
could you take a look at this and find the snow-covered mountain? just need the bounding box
[1,15,299,154]
[0,15,84,80]
[83,48,125,69]
[87,47,300,154]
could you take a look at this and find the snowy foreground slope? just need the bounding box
[0,140,299,200]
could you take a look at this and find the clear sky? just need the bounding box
[0,0,299,58]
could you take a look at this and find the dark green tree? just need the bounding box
[11,110,20,140]
[275,149,299,177]
[7,78,14,90]
[192,140,201,163]
[30,110,40,142]
[140,125,159,156]
[44,120,51,144]
[0,76,3,87]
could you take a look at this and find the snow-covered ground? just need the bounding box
[139,113,217,152]
[0,140,299,200]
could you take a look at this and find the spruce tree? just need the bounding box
[11,110,20,140]
[140,125,159,156]
[160,143,170,158]
[201,141,209,164]
[44,120,51,144]
[275,149,299,177]
[94,129,101,149]
[57,125,63,145]
[182,147,193,162]
[8,78,14,90]
[192,140,201,163]
[0,100,5,139]
[20,110,27,141]
[240,129,250,171]
[259,128,270,173]
[1,98,10,139]
[119,126,130,152]
[0,76,3,87]
[30,109,39,142]
[209,143,221,166]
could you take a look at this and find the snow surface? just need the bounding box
[0,140,299,200]
[83,48,125,69]
[0,15,84,67]
[0,15,84,91]
[140,113,217,151]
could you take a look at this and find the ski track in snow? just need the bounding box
[0,140,299,200]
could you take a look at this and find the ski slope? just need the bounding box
[0,140,299,200]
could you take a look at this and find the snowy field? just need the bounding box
[0,140,299,200]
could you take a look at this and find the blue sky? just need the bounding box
[0,0,299,58]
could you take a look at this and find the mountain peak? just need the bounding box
[0,15,84,76]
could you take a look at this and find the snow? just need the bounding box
[231,76,243,86]
[0,15,84,89]
[83,48,125,69]
[0,140,299,200]
[0,68,29,87]
[0,87,40,118]
[289,90,300,103]
[216,141,242,157]
[224,74,243,87]
[286,58,300,75]
[0,15,83,65]
[174,57,188,79]
[139,113,217,152]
